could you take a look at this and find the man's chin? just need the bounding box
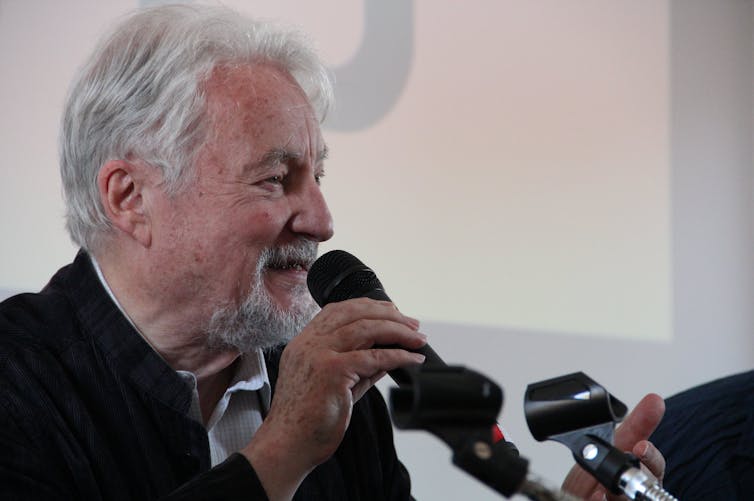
[263,269,309,300]
[263,281,317,316]
[205,291,318,353]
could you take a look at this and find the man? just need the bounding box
[649,370,754,499]
[0,4,664,500]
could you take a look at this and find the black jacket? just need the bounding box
[0,251,411,500]
[650,370,754,500]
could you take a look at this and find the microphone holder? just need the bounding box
[524,372,678,501]
[389,365,581,500]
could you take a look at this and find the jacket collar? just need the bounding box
[61,250,194,414]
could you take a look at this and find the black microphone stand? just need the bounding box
[388,365,582,500]
[524,372,678,501]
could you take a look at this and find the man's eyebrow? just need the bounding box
[246,145,328,172]
[262,146,329,164]
[259,148,300,167]
[244,148,296,173]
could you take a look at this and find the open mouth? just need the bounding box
[268,262,308,271]
[265,258,312,273]
[261,242,318,277]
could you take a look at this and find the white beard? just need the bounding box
[206,241,320,352]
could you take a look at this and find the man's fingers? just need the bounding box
[341,349,423,402]
[350,370,387,402]
[563,394,667,501]
[326,318,427,352]
[614,393,665,451]
[603,441,666,500]
[317,297,418,330]
[589,491,607,501]
[633,440,666,482]
[307,298,425,353]
[348,348,425,377]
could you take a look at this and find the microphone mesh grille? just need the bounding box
[326,268,383,304]
[307,250,383,306]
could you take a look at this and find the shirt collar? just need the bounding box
[90,254,163,353]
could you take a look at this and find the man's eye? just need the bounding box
[314,172,325,185]
[265,175,285,185]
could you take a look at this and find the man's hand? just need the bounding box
[561,393,666,501]
[241,298,426,500]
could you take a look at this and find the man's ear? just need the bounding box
[97,159,153,248]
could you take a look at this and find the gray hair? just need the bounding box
[60,4,334,252]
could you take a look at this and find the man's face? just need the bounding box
[150,63,334,351]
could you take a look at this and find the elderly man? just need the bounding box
[0,4,664,500]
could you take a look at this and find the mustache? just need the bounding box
[258,240,319,271]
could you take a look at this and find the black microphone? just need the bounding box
[306,249,444,385]
[306,249,516,449]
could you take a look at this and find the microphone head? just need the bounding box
[307,250,387,307]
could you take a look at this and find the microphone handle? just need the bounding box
[357,288,445,385]
[347,271,518,451]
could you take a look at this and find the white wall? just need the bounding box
[391,2,753,498]
[1,1,752,499]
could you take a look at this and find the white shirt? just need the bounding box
[90,255,270,466]
[177,353,271,466]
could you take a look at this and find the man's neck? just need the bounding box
[197,359,238,424]
[90,251,241,406]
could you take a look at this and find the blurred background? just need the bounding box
[1,0,752,498]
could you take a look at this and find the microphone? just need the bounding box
[306,249,444,385]
[306,249,514,448]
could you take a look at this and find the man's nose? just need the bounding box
[290,176,334,242]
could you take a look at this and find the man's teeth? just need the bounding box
[271,263,306,271]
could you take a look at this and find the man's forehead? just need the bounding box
[198,62,326,169]
[205,63,306,105]
[204,64,318,128]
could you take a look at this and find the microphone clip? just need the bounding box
[524,372,677,501]
[389,365,527,497]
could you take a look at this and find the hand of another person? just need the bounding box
[561,393,666,501]
[241,298,426,500]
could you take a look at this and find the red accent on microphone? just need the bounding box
[491,423,505,443]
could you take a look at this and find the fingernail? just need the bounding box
[638,442,650,458]
[412,353,426,363]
